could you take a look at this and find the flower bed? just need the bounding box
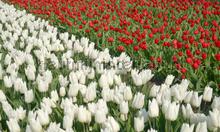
[7,0,220,90]
[0,1,220,132]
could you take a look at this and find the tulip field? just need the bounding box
[0,0,219,132]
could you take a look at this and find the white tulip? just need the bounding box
[140,69,154,84]
[132,92,145,109]
[69,71,78,84]
[78,73,86,84]
[37,109,50,126]
[138,108,148,122]
[190,92,202,108]
[95,110,106,124]
[162,100,170,114]
[59,75,69,87]
[68,83,79,97]
[4,75,13,88]
[149,84,160,97]
[148,98,159,118]
[50,90,59,103]
[180,123,194,132]
[131,70,143,86]
[14,78,27,93]
[103,116,120,132]
[165,74,175,86]
[78,84,87,96]
[78,106,91,123]
[114,75,122,86]
[203,86,213,102]
[47,122,64,132]
[0,90,6,102]
[59,87,66,97]
[102,87,114,102]
[63,115,74,130]
[4,54,12,65]
[180,79,190,90]
[96,99,108,114]
[99,74,109,88]
[181,104,194,119]
[7,118,20,132]
[29,118,43,132]
[119,101,129,114]
[212,96,220,111]
[25,125,32,132]
[184,91,193,104]
[25,65,36,81]
[84,82,97,102]
[37,79,49,92]
[165,102,180,121]
[171,84,187,102]
[15,106,26,120]
[207,109,220,130]
[134,116,144,132]
[196,121,207,132]
[87,68,95,79]
[123,86,133,101]
[88,102,96,115]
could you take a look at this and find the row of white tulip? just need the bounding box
[0,1,218,132]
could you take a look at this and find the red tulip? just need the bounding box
[108,37,114,43]
[215,53,220,61]
[117,45,125,52]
